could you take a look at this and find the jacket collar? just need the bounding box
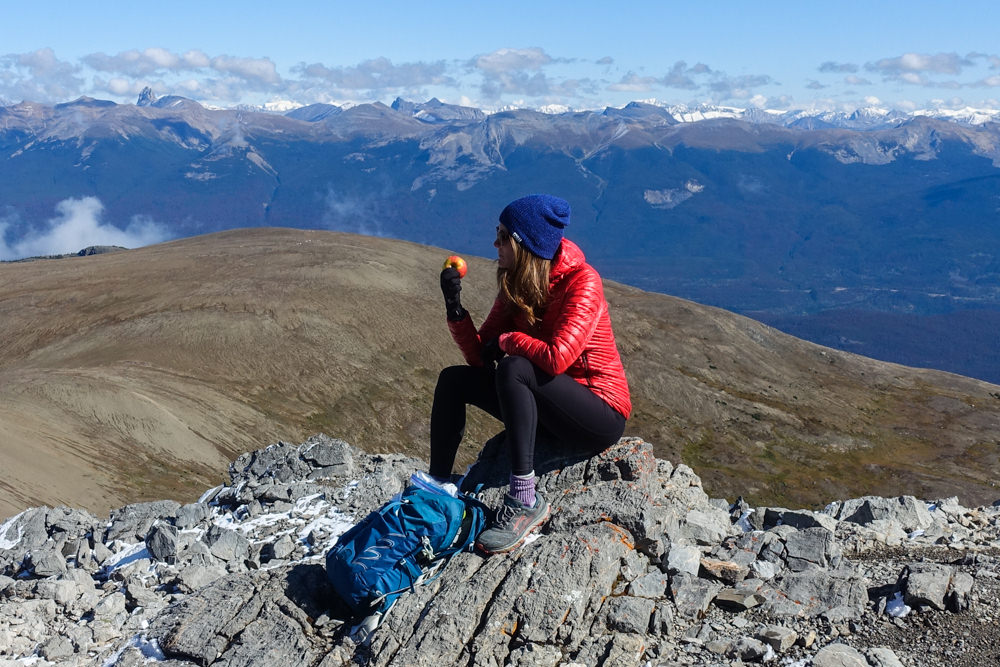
[549,238,585,283]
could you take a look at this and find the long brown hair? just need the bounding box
[498,240,551,326]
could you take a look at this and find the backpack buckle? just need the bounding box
[417,535,435,563]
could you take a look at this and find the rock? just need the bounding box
[700,557,749,584]
[628,571,668,598]
[835,496,934,533]
[300,435,356,478]
[761,569,867,618]
[506,642,563,666]
[173,565,228,593]
[105,500,180,543]
[94,590,127,619]
[174,503,211,530]
[866,647,906,667]
[751,560,778,580]
[146,523,179,563]
[27,546,66,577]
[651,602,674,636]
[784,527,842,571]
[670,573,722,618]
[726,636,770,662]
[682,507,732,545]
[796,629,817,647]
[1,508,50,566]
[945,570,974,612]
[713,587,765,612]
[124,579,166,613]
[151,575,263,664]
[665,544,702,576]
[602,595,655,634]
[757,625,798,652]
[812,642,869,666]
[3,434,997,667]
[902,563,953,611]
[764,507,839,532]
[203,525,250,565]
[263,534,297,562]
[91,537,113,565]
[38,633,76,660]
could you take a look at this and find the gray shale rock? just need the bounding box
[1,433,997,667]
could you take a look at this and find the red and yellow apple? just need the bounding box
[442,255,468,278]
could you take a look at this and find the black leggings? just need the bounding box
[429,355,627,478]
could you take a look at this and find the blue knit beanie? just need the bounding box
[498,194,571,260]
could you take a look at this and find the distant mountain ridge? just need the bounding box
[1,95,999,382]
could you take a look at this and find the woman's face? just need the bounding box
[495,224,515,269]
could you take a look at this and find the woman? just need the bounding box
[431,194,631,554]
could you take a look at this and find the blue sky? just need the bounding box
[2,0,999,112]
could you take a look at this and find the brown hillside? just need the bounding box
[1,228,997,519]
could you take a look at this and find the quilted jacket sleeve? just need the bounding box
[498,268,602,376]
[447,296,510,367]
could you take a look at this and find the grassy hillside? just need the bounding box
[1,228,997,519]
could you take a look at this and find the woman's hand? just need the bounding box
[440,267,467,321]
[482,337,505,368]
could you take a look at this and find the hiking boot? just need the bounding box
[475,492,550,555]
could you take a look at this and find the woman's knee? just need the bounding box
[495,355,534,387]
[435,365,475,397]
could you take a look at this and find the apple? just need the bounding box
[442,255,468,278]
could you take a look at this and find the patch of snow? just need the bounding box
[102,542,153,575]
[0,511,26,550]
[198,485,224,504]
[886,591,911,617]
[538,104,570,115]
[780,658,811,667]
[644,186,694,209]
[206,488,355,557]
[101,633,165,666]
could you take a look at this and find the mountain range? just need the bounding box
[1,94,999,382]
[1,228,998,521]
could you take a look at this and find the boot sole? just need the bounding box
[475,502,551,555]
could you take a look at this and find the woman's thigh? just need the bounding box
[497,356,625,448]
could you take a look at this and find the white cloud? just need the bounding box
[661,61,705,90]
[84,48,212,76]
[209,55,281,85]
[2,44,999,112]
[819,61,858,74]
[0,48,84,102]
[865,52,985,88]
[869,52,969,76]
[470,48,552,75]
[707,74,774,101]
[0,197,170,261]
[607,72,658,93]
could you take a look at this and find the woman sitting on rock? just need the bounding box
[431,194,632,554]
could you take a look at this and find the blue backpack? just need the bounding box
[326,483,489,617]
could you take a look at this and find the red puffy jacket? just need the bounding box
[447,239,632,419]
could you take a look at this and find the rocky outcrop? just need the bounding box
[1,434,998,666]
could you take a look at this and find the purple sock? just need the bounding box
[509,473,536,507]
